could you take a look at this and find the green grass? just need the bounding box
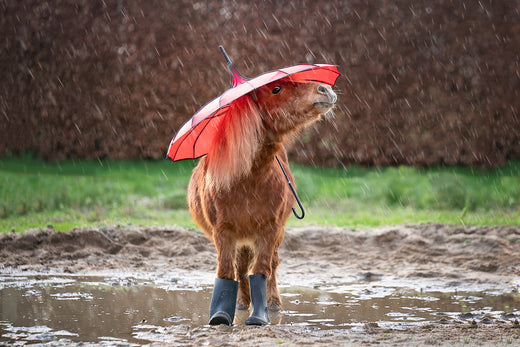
[290,162,520,227]
[1,154,519,232]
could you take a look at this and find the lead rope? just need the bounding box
[275,155,305,220]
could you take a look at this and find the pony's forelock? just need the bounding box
[205,95,263,191]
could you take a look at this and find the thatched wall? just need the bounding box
[1,1,519,167]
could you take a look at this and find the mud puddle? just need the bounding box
[1,273,518,345]
[2,225,520,345]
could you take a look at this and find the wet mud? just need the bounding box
[1,224,520,346]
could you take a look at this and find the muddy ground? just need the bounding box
[1,223,520,346]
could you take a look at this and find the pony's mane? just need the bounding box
[204,95,263,191]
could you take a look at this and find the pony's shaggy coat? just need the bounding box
[188,81,336,310]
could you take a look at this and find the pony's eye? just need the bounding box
[272,86,282,94]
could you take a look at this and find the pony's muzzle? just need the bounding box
[314,84,337,112]
[317,85,337,104]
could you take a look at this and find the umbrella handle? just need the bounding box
[275,155,305,220]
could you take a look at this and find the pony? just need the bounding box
[188,78,337,325]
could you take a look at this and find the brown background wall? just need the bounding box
[1,0,519,167]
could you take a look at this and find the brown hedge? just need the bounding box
[1,0,519,167]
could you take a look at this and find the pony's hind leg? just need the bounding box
[267,249,282,311]
[236,246,253,309]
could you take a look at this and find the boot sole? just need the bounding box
[245,316,269,326]
[209,311,233,325]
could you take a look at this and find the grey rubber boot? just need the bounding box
[209,277,239,325]
[245,274,270,325]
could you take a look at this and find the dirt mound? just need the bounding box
[1,224,519,289]
[1,1,519,167]
[280,224,520,289]
[0,225,216,273]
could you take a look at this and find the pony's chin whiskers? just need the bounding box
[321,108,336,121]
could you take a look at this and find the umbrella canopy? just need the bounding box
[167,46,340,161]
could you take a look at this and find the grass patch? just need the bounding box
[1,154,519,232]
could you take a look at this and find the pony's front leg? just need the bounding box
[246,234,277,326]
[209,231,238,325]
[215,231,237,280]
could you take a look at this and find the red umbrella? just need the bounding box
[167,46,339,219]
[167,46,339,162]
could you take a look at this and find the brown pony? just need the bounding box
[188,79,337,325]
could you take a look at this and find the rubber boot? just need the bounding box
[209,277,239,325]
[245,274,270,326]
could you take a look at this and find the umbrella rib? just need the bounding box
[190,106,229,158]
[170,133,190,161]
[299,78,338,84]
[190,119,212,159]
[170,115,211,160]
[170,104,230,160]
[168,126,191,161]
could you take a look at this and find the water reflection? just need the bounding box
[0,275,518,344]
[1,276,209,344]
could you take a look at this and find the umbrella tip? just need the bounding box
[219,45,248,87]
[219,45,233,66]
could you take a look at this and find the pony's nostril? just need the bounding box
[317,85,327,95]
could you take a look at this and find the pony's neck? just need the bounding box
[251,110,299,175]
[251,139,285,173]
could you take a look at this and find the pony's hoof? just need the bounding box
[209,311,233,326]
[268,302,281,312]
[236,301,250,310]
